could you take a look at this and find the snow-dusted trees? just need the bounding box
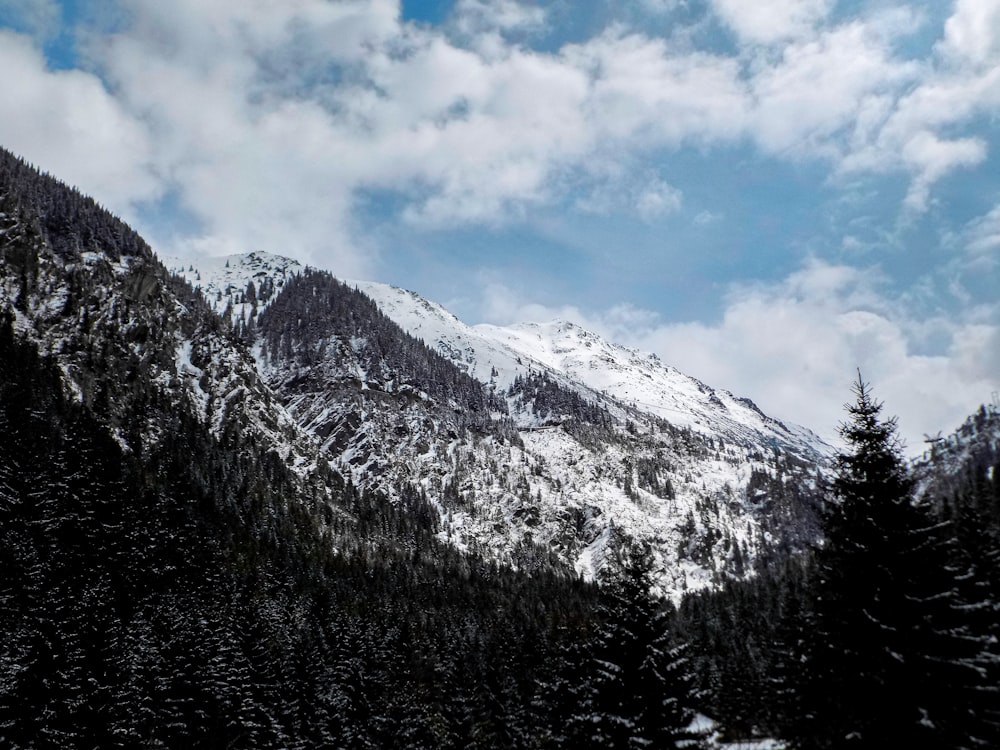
[256,267,515,439]
[583,543,701,749]
[792,376,997,749]
[0,307,603,748]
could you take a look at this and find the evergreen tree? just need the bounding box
[588,544,701,749]
[793,375,994,749]
[531,625,599,749]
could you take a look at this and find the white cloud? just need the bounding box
[709,0,833,45]
[833,4,1000,212]
[89,8,741,240]
[937,0,1000,70]
[96,2,602,239]
[567,29,748,147]
[89,11,748,242]
[575,168,682,221]
[0,30,160,212]
[964,202,1000,259]
[704,2,1000,217]
[480,280,591,329]
[635,180,682,220]
[80,3,391,274]
[749,21,919,159]
[446,0,547,60]
[694,210,722,226]
[451,0,546,36]
[633,265,999,451]
[900,131,986,212]
[2,0,997,271]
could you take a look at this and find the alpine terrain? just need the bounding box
[170,251,832,595]
[3,146,999,749]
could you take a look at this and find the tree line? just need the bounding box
[3,144,999,747]
[679,377,1000,748]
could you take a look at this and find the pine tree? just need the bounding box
[531,625,599,748]
[588,543,701,749]
[793,375,994,749]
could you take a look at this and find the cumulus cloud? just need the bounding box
[710,0,833,45]
[637,271,999,451]
[749,20,919,159]
[937,0,1000,69]
[80,4,743,245]
[83,0,402,274]
[0,30,160,211]
[566,29,748,147]
[478,261,999,452]
[834,4,1000,212]
[1,0,997,272]
[94,1,600,242]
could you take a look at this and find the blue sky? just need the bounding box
[1,0,998,448]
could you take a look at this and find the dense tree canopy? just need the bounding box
[3,145,1000,748]
[792,376,997,749]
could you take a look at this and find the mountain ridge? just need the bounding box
[171,251,831,595]
[167,252,828,455]
[7,149,999,747]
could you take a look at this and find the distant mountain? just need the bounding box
[913,401,1000,503]
[172,252,832,595]
[0,145,606,749]
[354,279,826,455]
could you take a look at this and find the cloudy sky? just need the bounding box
[1,0,998,450]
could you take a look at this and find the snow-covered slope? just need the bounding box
[350,281,527,388]
[913,402,1000,501]
[355,281,827,460]
[167,251,300,329]
[174,253,832,596]
[1,223,329,511]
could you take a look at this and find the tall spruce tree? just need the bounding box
[793,375,993,749]
[587,543,701,749]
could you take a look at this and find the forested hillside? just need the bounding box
[179,252,830,595]
[2,147,999,748]
[676,385,1000,748]
[0,308,603,747]
[0,149,703,747]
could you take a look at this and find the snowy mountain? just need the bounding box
[7,147,996,750]
[2,229,326,496]
[169,250,302,328]
[168,253,826,457]
[913,401,1000,502]
[0,149,628,748]
[172,252,832,596]
[355,281,826,455]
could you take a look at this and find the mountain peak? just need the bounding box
[176,250,830,458]
[172,249,831,594]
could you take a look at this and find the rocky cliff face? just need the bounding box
[172,252,832,595]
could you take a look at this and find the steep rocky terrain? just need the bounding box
[0,149,605,748]
[172,252,832,595]
[913,401,1000,503]
[7,147,997,748]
